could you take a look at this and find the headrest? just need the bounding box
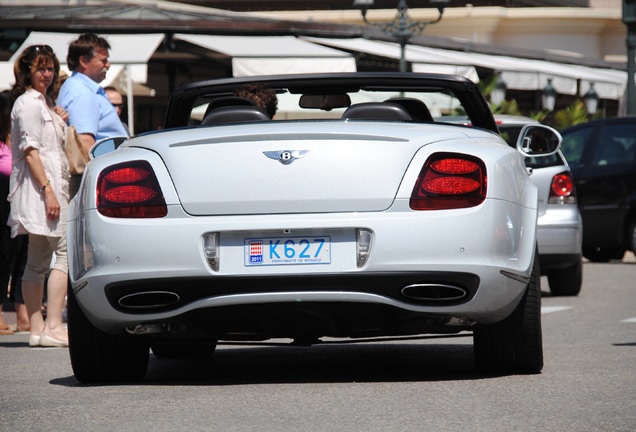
[202,96,256,117]
[201,105,271,125]
[342,102,412,121]
[386,98,434,122]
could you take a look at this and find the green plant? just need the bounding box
[490,99,522,115]
[529,110,549,123]
[552,100,589,130]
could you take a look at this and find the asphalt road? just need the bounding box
[1,255,635,432]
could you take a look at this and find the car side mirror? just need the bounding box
[90,136,127,159]
[516,125,561,157]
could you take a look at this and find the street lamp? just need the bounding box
[583,82,599,116]
[354,0,449,72]
[490,72,507,105]
[623,0,636,114]
[541,78,557,111]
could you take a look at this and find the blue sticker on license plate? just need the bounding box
[244,236,331,266]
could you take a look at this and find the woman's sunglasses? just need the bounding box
[26,45,54,54]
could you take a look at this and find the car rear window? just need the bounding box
[560,126,593,168]
[591,123,636,167]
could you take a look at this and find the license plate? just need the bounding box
[244,236,331,266]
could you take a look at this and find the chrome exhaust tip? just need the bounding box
[118,291,181,310]
[401,283,467,302]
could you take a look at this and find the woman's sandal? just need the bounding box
[0,327,15,335]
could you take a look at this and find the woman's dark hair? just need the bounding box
[234,83,278,118]
[11,44,61,101]
[66,33,111,71]
[0,90,12,145]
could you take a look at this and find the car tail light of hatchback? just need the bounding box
[410,152,487,210]
[96,160,167,218]
[549,171,577,205]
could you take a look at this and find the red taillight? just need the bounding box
[410,153,487,210]
[549,172,577,204]
[430,158,480,175]
[96,161,167,218]
[104,167,150,184]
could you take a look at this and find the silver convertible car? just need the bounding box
[67,72,560,382]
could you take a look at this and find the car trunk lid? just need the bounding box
[145,123,466,216]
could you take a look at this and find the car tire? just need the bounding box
[629,220,636,254]
[547,259,582,297]
[151,342,217,359]
[67,281,150,383]
[473,250,543,375]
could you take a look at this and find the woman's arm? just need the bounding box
[24,147,60,220]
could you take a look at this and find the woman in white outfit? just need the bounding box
[8,45,70,347]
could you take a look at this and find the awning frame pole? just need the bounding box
[125,64,135,135]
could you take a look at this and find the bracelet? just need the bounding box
[39,179,50,193]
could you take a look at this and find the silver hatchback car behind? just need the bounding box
[496,115,583,296]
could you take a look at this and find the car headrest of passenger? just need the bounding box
[202,106,270,125]
[203,96,256,116]
[341,102,413,121]
[386,98,434,122]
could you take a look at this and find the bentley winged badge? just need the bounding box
[263,150,310,165]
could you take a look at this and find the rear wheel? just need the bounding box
[629,220,636,254]
[67,282,149,383]
[473,252,543,374]
[547,259,582,296]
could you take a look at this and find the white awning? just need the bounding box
[172,34,356,77]
[0,62,13,91]
[8,32,164,71]
[303,37,480,83]
[406,45,626,100]
[304,37,626,100]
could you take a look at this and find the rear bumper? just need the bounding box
[537,205,582,256]
[73,268,527,338]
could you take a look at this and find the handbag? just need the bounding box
[65,125,89,175]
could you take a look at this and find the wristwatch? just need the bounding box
[40,179,50,193]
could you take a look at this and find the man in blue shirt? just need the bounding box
[57,33,128,197]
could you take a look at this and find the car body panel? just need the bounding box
[156,123,471,215]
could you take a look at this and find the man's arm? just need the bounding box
[78,133,96,157]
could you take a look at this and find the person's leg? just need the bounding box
[12,235,29,332]
[22,234,51,345]
[21,279,44,342]
[41,268,67,342]
[0,176,12,332]
[0,248,14,332]
[0,305,12,334]
[15,303,29,332]
[0,262,10,331]
[41,220,68,345]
